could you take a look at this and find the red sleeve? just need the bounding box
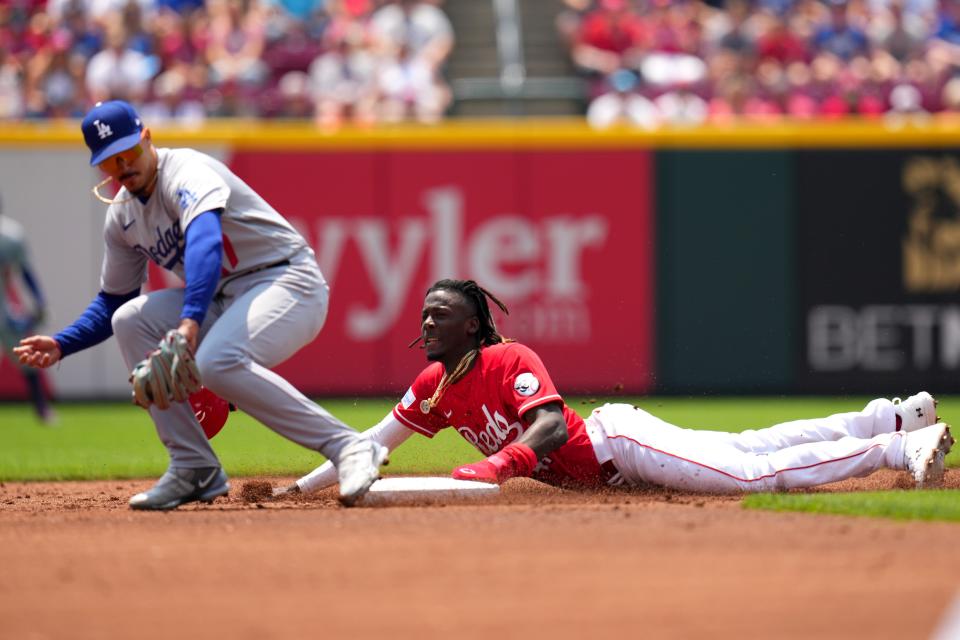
[498,344,565,420]
[392,363,447,438]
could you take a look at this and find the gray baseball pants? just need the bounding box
[111,249,359,469]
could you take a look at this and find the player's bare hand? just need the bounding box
[177,318,199,353]
[13,335,62,369]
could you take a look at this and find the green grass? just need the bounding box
[0,399,479,481]
[744,491,960,522]
[2,394,958,527]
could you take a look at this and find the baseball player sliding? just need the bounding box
[278,279,954,497]
[15,100,387,510]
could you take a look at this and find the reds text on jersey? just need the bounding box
[393,342,603,486]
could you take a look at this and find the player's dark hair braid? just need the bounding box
[412,279,511,411]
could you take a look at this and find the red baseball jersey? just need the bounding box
[393,342,603,486]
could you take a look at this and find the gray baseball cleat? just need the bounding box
[336,439,389,507]
[129,467,230,511]
[903,423,954,488]
[892,392,938,432]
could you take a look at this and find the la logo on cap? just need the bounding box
[93,119,113,139]
[82,100,145,166]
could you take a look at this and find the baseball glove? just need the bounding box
[129,330,202,410]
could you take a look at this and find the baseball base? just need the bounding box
[358,476,500,507]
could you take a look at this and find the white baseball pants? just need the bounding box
[111,250,359,469]
[585,400,908,493]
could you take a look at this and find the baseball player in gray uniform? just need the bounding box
[14,100,387,510]
[0,203,56,424]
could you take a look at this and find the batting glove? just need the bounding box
[452,443,538,484]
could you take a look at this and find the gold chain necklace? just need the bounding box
[91,170,159,205]
[420,349,479,414]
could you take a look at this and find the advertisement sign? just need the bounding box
[228,149,655,395]
[798,150,960,392]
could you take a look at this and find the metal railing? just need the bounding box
[451,0,585,114]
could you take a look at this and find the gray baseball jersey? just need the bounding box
[0,215,28,319]
[100,146,360,473]
[0,215,34,353]
[100,147,306,295]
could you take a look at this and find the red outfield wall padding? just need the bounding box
[145,148,655,396]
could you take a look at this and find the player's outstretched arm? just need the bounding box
[14,289,137,370]
[13,335,62,369]
[515,402,570,458]
[452,403,569,484]
[273,412,415,496]
[24,289,141,365]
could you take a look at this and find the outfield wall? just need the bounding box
[0,120,958,399]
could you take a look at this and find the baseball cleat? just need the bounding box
[38,408,60,426]
[336,439,389,507]
[903,423,954,488]
[129,467,230,511]
[892,392,939,432]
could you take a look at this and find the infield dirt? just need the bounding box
[1,470,958,639]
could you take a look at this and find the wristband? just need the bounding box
[488,442,539,481]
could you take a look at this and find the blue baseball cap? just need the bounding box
[81,100,143,166]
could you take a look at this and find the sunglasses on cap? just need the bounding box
[97,132,146,172]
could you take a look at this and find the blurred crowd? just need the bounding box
[560,0,960,128]
[0,0,453,125]
[8,0,960,127]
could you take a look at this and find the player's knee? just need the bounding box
[110,300,143,342]
[195,346,244,386]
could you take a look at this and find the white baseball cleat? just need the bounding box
[336,439,389,507]
[892,392,938,432]
[903,423,954,488]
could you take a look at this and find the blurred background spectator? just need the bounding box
[84,13,154,104]
[310,22,377,128]
[6,0,960,126]
[585,67,659,127]
[309,18,376,127]
[140,67,205,123]
[368,0,453,121]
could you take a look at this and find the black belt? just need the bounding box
[218,259,291,293]
[246,259,290,275]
